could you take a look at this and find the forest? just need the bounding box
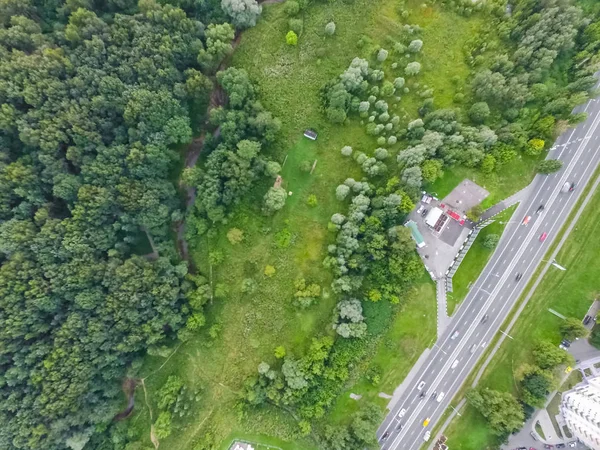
[1,0,599,449]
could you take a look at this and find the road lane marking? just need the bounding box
[386,107,600,448]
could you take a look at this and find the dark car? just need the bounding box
[481,314,489,324]
[536,204,545,214]
[556,444,566,449]
[396,423,403,431]
[569,182,576,192]
[561,339,571,348]
[516,273,523,281]
[380,432,390,442]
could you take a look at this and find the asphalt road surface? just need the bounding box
[377,88,600,450]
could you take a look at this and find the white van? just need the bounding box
[436,392,445,402]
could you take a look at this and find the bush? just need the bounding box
[299,160,312,173]
[526,138,545,156]
[286,30,298,46]
[264,265,276,277]
[341,145,353,156]
[154,411,173,439]
[405,61,421,76]
[289,18,303,33]
[536,159,563,174]
[325,21,336,36]
[307,194,318,207]
[263,186,287,214]
[483,234,499,249]
[408,39,423,52]
[387,136,397,145]
[284,0,299,15]
[469,102,490,124]
[377,136,386,145]
[336,185,351,201]
[227,228,244,244]
[377,48,389,62]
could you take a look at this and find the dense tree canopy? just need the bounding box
[0,0,247,448]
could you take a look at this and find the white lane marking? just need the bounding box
[479,288,492,295]
[391,109,600,449]
[502,259,506,264]
[475,332,480,338]
[547,186,551,190]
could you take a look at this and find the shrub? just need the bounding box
[325,21,336,35]
[405,61,421,75]
[284,0,299,15]
[387,135,397,145]
[241,278,258,294]
[408,39,423,52]
[341,145,353,156]
[469,102,490,124]
[154,411,173,439]
[227,228,244,244]
[536,159,563,174]
[264,265,276,277]
[393,77,405,89]
[274,346,286,358]
[374,148,389,160]
[299,160,312,172]
[483,234,499,249]
[336,185,350,201]
[286,30,298,46]
[307,194,318,207]
[289,18,303,33]
[377,48,389,62]
[526,138,545,156]
[377,136,386,145]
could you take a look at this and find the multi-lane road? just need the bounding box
[377,88,600,449]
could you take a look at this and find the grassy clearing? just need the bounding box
[445,184,600,450]
[429,154,539,209]
[447,205,517,315]
[128,1,508,449]
[327,279,437,423]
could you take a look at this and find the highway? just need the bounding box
[376,88,600,450]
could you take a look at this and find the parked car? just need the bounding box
[544,444,554,449]
[417,205,424,215]
[568,441,576,447]
[556,443,566,448]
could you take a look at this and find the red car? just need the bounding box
[522,216,531,226]
[539,232,548,242]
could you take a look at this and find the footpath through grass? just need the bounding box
[445,183,600,449]
[127,1,537,448]
[447,205,517,315]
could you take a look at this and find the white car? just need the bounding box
[397,408,406,418]
[451,359,459,369]
[423,430,431,441]
[451,329,459,340]
[436,392,445,402]
[417,205,424,215]
[417,381,426,391]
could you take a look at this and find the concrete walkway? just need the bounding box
[436,278,451,337]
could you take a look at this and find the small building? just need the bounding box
[405,220,426,248]
[424,207,444,228]
[230,442,255,450]
[303,129,318,140]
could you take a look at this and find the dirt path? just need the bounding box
[174,3,284,266]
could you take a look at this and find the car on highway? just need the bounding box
[451,359,459,369]
[396,423,403,431]
[522,215,532,225]
[423,430,431,442]
[470,343,477,353]
[481,314,489,324]
[540,232,548,242]
[397,408,406,418]
[417,380,426,390]
[451,329,460,339]
[422,417,430,427]
[570,182,576,192]
[516,273,523,281]
[436,392,445,402]
[379,431,389,442]
[536,204,545,214]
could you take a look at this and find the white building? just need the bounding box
[561,375,600,449]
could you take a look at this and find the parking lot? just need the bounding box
[405,180,489,278]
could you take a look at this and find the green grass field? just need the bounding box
[445,184,600,449]
[447,205,517,315]
[125,1,537,448]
